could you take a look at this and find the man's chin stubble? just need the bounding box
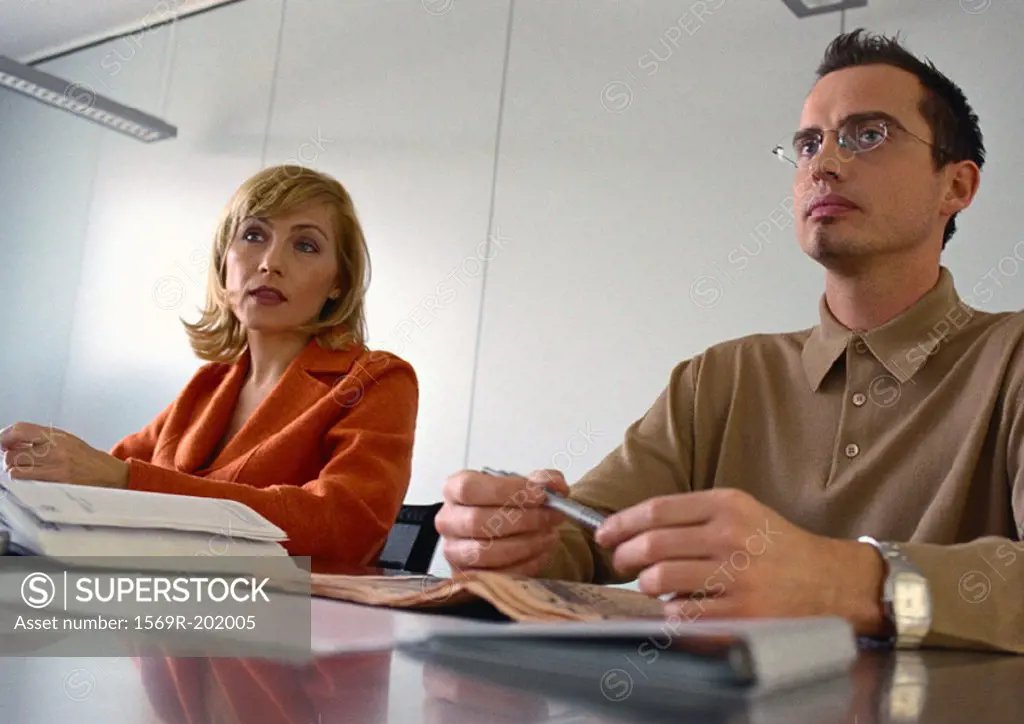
[804,225,860,264]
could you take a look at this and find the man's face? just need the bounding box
[792,64,949,269]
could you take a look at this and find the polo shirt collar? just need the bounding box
[802,267,972,391]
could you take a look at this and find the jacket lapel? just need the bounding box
[190,338,364,473]
[174,360,247,473]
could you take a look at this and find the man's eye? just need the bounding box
[860,129,883,145]
[795,138,820,157]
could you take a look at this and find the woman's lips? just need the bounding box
[248,287,287,305]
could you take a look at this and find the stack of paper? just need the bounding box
[0,479,290,572]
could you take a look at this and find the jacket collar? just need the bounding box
[176,336,366,472]
[296,335,366,375]
[801,267,974,391]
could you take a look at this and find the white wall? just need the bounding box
[260,0,512,507]
[2,0,1023,577]
[0,54,102,426]
[467,0,840,480]
[55,0,283,441]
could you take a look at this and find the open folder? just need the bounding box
[312,571,858,696]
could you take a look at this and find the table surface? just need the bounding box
[0,580,1021,723]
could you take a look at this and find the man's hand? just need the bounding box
[0,422,129,489]
[435,469,570,576]
[594,488,889,635]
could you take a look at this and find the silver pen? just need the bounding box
[481,467,606,532]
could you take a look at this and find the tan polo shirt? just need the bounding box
[541,267,1024,654]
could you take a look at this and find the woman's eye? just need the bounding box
[296,239,319,253]
[242,229,264,242]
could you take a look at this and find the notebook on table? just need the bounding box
[312,571,858,697]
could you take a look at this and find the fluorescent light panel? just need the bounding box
[0,55,176,143]
[781,0,868,17]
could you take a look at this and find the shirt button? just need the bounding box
[855,340,868,354]
[852,393,867,407]
[845,443,860,458]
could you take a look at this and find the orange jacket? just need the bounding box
[136,655,391,720]
[110,339,418,566]
[136,653,392,724]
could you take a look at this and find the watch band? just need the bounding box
[857,536,932,649]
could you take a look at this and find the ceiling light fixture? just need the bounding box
[0,55,177,143]
[781,0,867,17]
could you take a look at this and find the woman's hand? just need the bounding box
[0,422,129,489]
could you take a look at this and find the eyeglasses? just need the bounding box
[772,113,946,168]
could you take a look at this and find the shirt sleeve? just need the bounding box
[900,360,1024,654]
[541,357,699,583]
[897,536,1023,653]
[123,357,419,566]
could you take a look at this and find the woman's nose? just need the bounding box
[258,241,286,275]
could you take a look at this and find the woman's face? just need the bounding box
[224,201,341,335]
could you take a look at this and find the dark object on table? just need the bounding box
[377,503,443,573]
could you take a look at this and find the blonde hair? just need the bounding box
[184,165,370,363]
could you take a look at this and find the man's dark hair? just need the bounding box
[816,29,985,249]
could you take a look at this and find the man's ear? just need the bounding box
[942,160,981,217]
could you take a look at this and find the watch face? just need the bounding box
[896,576,930,621]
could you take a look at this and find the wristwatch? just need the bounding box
[857,536,932,649]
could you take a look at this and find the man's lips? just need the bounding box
[807,194,858,219]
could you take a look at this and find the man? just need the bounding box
[437,30,1022,654]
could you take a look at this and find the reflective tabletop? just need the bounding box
[0,595,1021,724]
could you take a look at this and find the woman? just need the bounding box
[0,165,418,566]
